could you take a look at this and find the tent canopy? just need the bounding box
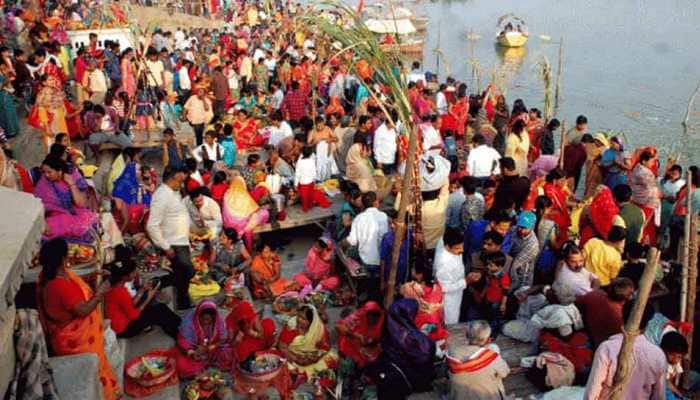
[366,18,416,35]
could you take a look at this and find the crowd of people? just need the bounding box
[0,0,698,399]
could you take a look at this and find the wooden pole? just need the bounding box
[554,37,564,117]
[558,120,566,169]
[681,171,693,318]
[609,247,660,400]
[683,214,698,389]
[385,125,418,309]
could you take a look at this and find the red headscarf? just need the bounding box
[580,185,619,246]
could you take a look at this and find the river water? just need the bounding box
[412,0,700,162]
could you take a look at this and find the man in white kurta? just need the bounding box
[435,228,467,325]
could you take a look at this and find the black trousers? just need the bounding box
[213,100,226,120]
[118,302,181,339]
[171,245,195,310]
[191,123,205,146]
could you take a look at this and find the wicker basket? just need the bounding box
[125,352,176,387]
[237,352,283,382]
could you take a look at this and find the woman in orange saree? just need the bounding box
[250,243,296,299]
[36,239,119,400]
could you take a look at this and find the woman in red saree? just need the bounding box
[526,108,545,164]
[543,168,572,246]
[225,295,276,362]
[579,185,620,247]
[450,92,470,138]
[233,109,263,150]
[336,301,384,368]
[37,239,119,400]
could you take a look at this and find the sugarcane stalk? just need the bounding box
[558,120,566,169]
[681,170,692,317]
[609,247,660,400]
[554,37,564,117]
[385,125,418,308]
[683,214,697,389]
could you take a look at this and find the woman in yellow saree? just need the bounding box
[278,305,338,384]
[36,239,119,400]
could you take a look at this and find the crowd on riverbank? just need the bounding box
[0,0,698,399]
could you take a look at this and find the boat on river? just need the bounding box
[496,14,529,48]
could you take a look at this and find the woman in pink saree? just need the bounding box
[175,300,234,379]
[222,175,269,250]
[34,156,98,243]
[293,238,340,291]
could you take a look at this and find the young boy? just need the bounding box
[162,128,187,170]
[220,123,237,169]
[241,153,262,190]
[465,251,510,332]
[660,331,689,400]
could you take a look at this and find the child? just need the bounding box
[400,266,448,343]
[250,242,294,300]
[465,251,510,333]
[660,331,689,400]
[295,146,320,212]
[461,176,486,230]
[220,123,237,169]
[444,129,458,173]
[241,153,261,190]
[134,80,155,131]
[210,170,228,206]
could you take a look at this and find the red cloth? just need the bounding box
[297,183,330,212]
[636,204,657,247]
[211,183,227,206]
[42,278,85,323]
[104,285,140,334]
[538,331,592,374]
[575,289,623,347]
[336,302,384,367]
[544,182,571,246]
[225,300,276,361]
[580,186,619,247]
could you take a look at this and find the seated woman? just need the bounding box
[225,291,277,363]
[36,239,119,400]
[334,184,362,240]
[222,175,269,250]
[104,258,181,339]
[233,109,263,150]
[278,305,338,385]
[34,156,99,243]
[175,300,234,379]
[365,299,436,399]
[336,301,384,369]
[251,242,296,300]
[209,227,252,285]
[578,185,621,247]
[400,267,449,342]
[111,155,155,234]
[293,238,340,292]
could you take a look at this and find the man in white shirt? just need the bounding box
[407,61,425,85]
[144,49,165,88]
[434,227,466,324]
[178,60,192,93]
[373,114,398,174]
[146,166,194,310]
[421,115,443,156]
[344,192,389,271]
[192,130,225,164]
[184,187,222,238]
[268,111,293,147]
[436,84,448,115]
[467,134,501,182]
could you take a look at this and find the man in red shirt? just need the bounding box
[575,277,634,348]
[280,80,309,125]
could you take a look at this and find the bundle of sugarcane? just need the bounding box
[536,55,553,121]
